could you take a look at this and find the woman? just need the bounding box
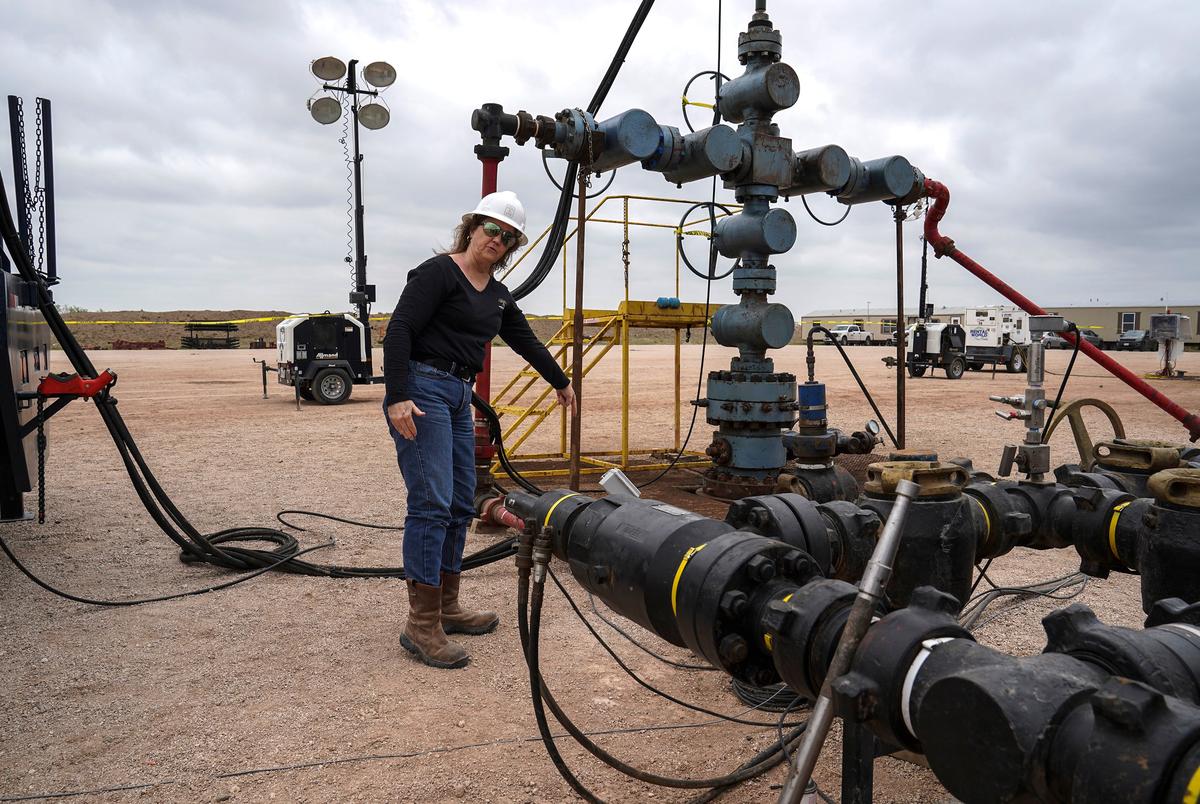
[383,190,575,669]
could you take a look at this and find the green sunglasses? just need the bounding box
[480,221,518,246]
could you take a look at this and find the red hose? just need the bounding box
[923,178,1200,442]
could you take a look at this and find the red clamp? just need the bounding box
[37,369,117,398]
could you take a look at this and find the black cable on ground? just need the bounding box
[520,563,809,798]
[587,593,717,671]
[731,679,803,713]
[806,326,899,448]
[549,569,803,729]
[0,169,529,599]
[275,510,402,531]
[959,571,1088,632]
[0,536,333,607]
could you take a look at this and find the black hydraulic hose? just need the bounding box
[585,0,656,117]
[472,391,544,494]
[511,0,656,302]
[806,326,899,448]
[520,563,806,796]
[1041,324,1082,445]
[0,168,519,590]
[549,569,804,729]
[523,568,605,802]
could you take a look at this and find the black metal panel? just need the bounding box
[0,271,50,519]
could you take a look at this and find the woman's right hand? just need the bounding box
[387,400,425,440]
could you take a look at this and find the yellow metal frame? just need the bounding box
[490,195,740,479]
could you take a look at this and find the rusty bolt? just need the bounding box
[718,633,749,665]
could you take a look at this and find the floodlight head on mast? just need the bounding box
[362,61,397,88]
[359,102,390,130]
[308,96,342,125]
[311,56,347,82]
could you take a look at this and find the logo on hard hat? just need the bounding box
[504,204,516,217]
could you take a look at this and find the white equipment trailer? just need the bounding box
[961,306,1029,373]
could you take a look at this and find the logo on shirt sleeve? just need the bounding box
[497,299,508,311]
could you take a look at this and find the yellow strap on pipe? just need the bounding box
[1109,501,1131,565]
[670,544,707,616]
[542,493,581,530]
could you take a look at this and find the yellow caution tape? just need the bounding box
[61,313,399,326]
[63,316,285,326]
[681,95,715,110]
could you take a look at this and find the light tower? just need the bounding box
[306,56,395,338]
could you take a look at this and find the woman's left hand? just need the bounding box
[555,384,577,415]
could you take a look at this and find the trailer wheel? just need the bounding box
[946,357,966,380]
[312,368,352,405]
[1006,351,1025,373]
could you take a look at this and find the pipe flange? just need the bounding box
[1147,468,1200,508]
[864,461,967,499]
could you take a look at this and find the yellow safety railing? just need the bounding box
[490,194,738,480]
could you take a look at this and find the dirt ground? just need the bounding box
[2,344,1198,803]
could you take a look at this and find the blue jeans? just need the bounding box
[385,361,476,586]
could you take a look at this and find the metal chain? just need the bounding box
[34,99,47,274]
[622,197,630,289]
[36,396,46,524]
[13,98,35,267]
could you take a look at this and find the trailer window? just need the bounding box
[1119,312,1138,333]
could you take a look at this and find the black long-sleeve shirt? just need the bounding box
[382,255,569,403]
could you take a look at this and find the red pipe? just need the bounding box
[474,157,501,463]
[922,178,1200,442]
[479,496,525,531]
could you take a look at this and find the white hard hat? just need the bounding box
[463,190,528,247]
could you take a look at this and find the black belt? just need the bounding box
[417,357,476,382]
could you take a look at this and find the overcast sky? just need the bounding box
[4,0,1198,318]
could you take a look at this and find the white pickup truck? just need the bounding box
[823,324,875,345]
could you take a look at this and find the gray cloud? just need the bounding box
[2,0,1197,317]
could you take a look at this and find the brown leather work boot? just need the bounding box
[440,571,500,635]
[400,580,469,669]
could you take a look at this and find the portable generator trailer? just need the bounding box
[961,305,1028,373]
[275,312,382,404]
[904,322,968,379]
